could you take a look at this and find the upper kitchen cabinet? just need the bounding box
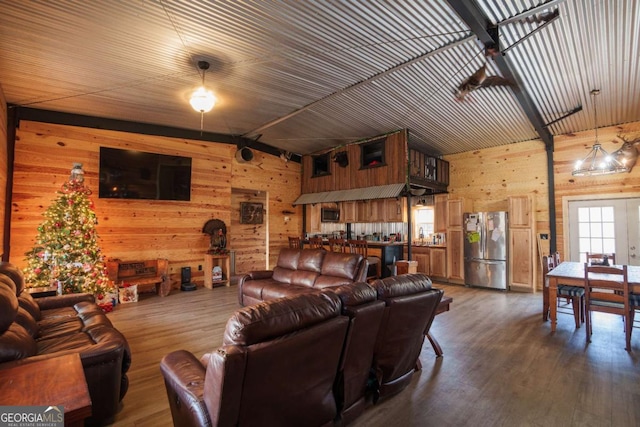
[447,198,473,229]
[434,194,448,233]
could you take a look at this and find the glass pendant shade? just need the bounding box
[190,86,216,113]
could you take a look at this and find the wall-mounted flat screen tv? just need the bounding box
[99,147,192,201]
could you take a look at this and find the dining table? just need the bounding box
[545,261,640,332]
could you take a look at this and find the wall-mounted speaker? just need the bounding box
[235,147,254,163]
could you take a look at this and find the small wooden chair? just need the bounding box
[288,236,301,249]
[543,254,584,328]
[308,237,324,249]
[584,263,632,351]
[348,239,381,282]
[327,238,347,253]
[586,252,616,266]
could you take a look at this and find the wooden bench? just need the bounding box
[106,259,171,297]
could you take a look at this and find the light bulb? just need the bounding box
[190,87,217,113]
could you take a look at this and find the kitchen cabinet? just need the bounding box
[434,194,448,233]
[446,229,464,283]
[356,201,369,222]
[340,201,357,223]
[447,197,473,228]
[385,197,407,222]
[508,195,536,292]
[430,247,447,278]
[369,199,386,222]
[305,204,322,234]
[509,195,531,227]
[412,246,430,275]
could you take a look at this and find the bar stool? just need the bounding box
[348,239,381,282]
[327,238,347,253]
[308,237,324,249]
[288,236,301,249]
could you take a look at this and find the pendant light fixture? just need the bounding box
[190,60,217,132]
[572,89,629,176]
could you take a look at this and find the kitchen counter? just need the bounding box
[411,244,447,248]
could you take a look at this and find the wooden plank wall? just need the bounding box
[301,130,407,193]
[0,86,6,256]
[444,120,640,289]
[444,139,549,290]
[551,121,640,259]
[9,121,302,290]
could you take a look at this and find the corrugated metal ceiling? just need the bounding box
[0,0,638,156]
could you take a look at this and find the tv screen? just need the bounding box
[99,147,192,201]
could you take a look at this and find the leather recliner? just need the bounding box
[160,292,349,427]
[370,273,443,401]
[0,262,131,426]
[332,282,386,424]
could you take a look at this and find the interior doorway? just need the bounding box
[567,197,640,265]
[230,188,269,275]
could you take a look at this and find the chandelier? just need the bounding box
[572,89,629,176]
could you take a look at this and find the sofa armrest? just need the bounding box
[160,350,210,427]
[36,293,94,310]
[237,271,273,305]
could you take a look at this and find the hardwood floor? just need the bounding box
[107,283,640,427]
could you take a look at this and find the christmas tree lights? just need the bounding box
[23,163,113,296]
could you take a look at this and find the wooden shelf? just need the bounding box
[204,254,231,288]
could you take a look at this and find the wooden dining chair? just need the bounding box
[347,239,381,282]
[543,254,584,328]
[584,263,632,351]
[327,238,347,253]
[288,236,301,249]
[586,252,616,266]
[308,237,325,249]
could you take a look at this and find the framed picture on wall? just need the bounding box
[240,202,264,224]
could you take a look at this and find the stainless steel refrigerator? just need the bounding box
[463,211,508,290]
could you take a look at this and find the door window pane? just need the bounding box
[577,206,615,262]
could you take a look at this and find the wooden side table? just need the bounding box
[24,285,58,298]
[204,254,230,288]
[0,353,92,426]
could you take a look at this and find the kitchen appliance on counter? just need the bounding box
[463,211,508,290]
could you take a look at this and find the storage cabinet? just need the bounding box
[385,197,407,222]
[508,195,536,292]
[340,201,357,223]
[446,229,464,283]
[369,199,386,223]
[204,254,230,288]
[305,204,322,234]
[412,247,430,275]
[430,247,447,278]
[447,197,472,228]
[434,194,448,233]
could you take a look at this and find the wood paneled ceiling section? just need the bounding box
[0,1,638,156]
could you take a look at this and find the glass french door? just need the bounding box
[568,198,640,265]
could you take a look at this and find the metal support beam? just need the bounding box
[447,0,558,253]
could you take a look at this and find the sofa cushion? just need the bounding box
[0,285,18,333]
[18,293,42,321]
[313,275,357,289]
[37,330,98,354]
[321,252,363,281]
[276,248,301,269]
[0,323,37,362]
[260,282,316,301]
[223,292,341,346]
[290,270,319,287]
[297,249,326,273]
[15,306,39,338]
[272,267,294,284]
[0,262,27,295]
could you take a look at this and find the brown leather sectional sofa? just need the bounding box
[161,273,444,427]
[0,262,131,426]
[237,248,369,306]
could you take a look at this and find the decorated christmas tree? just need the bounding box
[23,163,113,296]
